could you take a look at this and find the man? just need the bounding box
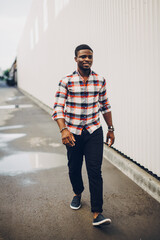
[52,44,115,226]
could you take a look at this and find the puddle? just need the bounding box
[7,96,25,101]
[0,125,24,131]
[20,178,37,186]
[0,152,67,176]
[0,104,33,109]
[49,142,62,147]
[28,137,62,148]
[0,133,26,147]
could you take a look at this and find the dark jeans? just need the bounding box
[66,126,103,213]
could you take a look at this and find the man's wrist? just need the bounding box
[108,125,114,132]
[60,127,68,133]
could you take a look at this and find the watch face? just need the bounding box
[108,126,114,131]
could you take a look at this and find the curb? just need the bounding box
[19,88,53,116]
[103,144,160,203]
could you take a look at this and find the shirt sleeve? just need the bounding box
[99,78,111,114]
[52,79,68,120]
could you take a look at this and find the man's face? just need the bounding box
[75,49,93,71]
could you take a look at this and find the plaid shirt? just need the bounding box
[52,70,111,135]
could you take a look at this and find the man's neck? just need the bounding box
[78,68,91,78]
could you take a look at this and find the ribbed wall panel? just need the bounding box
[17,0,160,176]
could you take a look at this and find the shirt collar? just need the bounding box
[75,69,93,80]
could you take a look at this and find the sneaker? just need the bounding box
[70,195,81,210]
[92,214,111,226]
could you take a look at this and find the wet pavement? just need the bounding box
[0,152,67,176]
[0,82,160,240]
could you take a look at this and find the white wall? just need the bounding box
[17,0,160,177]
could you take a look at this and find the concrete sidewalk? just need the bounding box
[0,84,160,240]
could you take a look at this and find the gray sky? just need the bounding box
[0,0,33,71]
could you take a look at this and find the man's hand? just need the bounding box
[106,131,115,147]
[61,129,76,147]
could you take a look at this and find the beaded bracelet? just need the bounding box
[60,127,68,133]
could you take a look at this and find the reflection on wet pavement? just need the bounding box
[0,125,24,131]
[28,137,62,148]
[0,104,33,109]
[20,178,37,186]
[0,152,67,176]
[0,133,26,147]
[7,96,25,101]
[49,142,62,147]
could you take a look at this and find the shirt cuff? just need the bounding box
[52,113,65,120]
[101,108,111,115]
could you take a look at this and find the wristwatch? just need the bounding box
[108,126,114,132]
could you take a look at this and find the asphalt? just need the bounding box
[0,81,160,240]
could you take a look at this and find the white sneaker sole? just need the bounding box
[92,218,111,226]
[70,204,81,210]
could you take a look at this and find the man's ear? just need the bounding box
[74,56,77,62]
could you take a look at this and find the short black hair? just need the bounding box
[75,44,93,57]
